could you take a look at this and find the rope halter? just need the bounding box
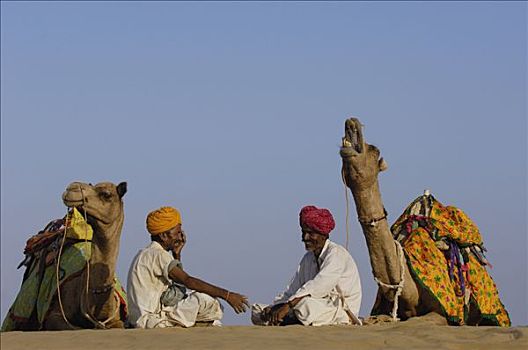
[373,239,405,321]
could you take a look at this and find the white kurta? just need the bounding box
[127,241,223,328]
[252,239,362,326]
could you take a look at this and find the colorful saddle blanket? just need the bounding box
[1,219,127,331]
[391,195,510,326]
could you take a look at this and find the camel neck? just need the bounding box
[89,221,122,288]
[351,183,403,288]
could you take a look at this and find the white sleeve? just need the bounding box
[289,250,343,300]
[273,261,304,305]
[152,250,175,284]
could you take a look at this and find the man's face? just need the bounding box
[301,225,327,252]
[160,224,184,250]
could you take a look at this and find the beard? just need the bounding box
[303,240,316,251]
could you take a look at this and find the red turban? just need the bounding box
[299,205,335,236]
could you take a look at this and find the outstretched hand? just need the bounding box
[226,292,249,314]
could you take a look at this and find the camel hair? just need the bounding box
[43,181,127,330]
[339,118,489,325]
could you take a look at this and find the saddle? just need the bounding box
[1,212,127,331]
[390,194,510,326]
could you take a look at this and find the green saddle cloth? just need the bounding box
[2,241,127,331]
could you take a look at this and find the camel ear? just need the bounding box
[117,182,127,198]
[378,158,388,172]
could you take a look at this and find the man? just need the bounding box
[252,205,362,326]
[127,206,248,328]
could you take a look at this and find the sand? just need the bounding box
[1,317,526,350]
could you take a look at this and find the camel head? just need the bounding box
[340,118,388,190]
[62,182,127,230]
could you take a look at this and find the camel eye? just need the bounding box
[100,191,113,200]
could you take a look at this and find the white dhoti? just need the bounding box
[294,296,350,326]
[128,242,225,329]
[141,292,223,329]
[251,240,362,327]
[252,295,353,327]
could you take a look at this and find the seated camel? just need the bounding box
[2,181,128,330]
[339,118,510,326]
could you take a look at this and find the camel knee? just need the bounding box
[43,312,79,331]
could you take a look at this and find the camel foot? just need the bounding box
[408,312,448,326]
[105,319,125,328]
[361,314,397,325]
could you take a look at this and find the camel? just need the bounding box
[4,181,127,330]
[339,118,504,325]
[43,181,128,330]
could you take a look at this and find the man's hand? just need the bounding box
[260,304,282,323]
[261,303,287,324]
[261,305,273,322]
[269,303,290,326]
[225,292,249,314]
[171,231,186,258]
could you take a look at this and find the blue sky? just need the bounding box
[1,2,526,326]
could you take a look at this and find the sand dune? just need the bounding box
[2,317,526,350]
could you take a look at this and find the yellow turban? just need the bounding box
[146,206,182,235]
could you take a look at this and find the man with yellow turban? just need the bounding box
[127,206,248,328]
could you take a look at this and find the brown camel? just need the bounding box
[339,118,499,325]
[42,181,127,330]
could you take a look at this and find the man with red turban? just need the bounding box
[251,205,362,326]
[127,206,249,328]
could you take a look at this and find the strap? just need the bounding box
[358,208,388,227]
[336,285,362,325]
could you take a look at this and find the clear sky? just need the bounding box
[1,2,526,326]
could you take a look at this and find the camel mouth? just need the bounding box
[63,206,99,228]
[62,183,88,208]
[63,199,83,207]
[64,202,84,211]
[62,192,84,208]
[341,118,364,154]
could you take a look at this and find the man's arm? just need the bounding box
[289,249,343,300]
[168,265,248,314]
[266,249,346,325]
[262,258,307,325]
[267,295,307,325]
[271,257,306,304]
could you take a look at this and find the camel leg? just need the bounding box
[361,288,397,325]
[42,311,81,330]
[104,319,124,328]
[42,280,83,330]
[370,288,392,316]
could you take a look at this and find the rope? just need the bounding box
[340,149,404,322]
[373,240,405,321]
[78,184,118,329]
[55,183,118,329]
[341,167,351,251]
[55,209,76,329]
[81,293,120,329]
